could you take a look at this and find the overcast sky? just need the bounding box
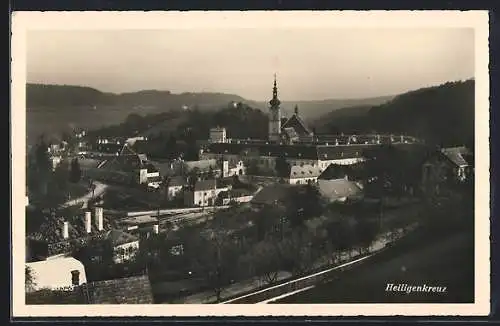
[27,28,474,101]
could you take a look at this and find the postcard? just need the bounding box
[11,10,490,317]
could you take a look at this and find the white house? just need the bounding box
[222,160,246,177]
[26,255,87,292]
[209,127,227,143]
[286,164,322,185]
[184,179,230,207]
[105,230,140,264]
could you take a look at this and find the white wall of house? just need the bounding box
[222,195,253,205]
[147,171,160,178]
[201,152,365,174]
[113,241,140,264]
[185,187,229,207]
[289,176,319,185]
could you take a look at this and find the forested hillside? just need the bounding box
[312,80,475,148]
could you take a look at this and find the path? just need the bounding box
[61,181,108,208]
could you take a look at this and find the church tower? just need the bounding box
[268,74,282,142]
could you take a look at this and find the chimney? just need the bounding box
[71,270,80,286]
[63,221,69,240]
[153,224,159,235]
[85,211,92,233]
[94,206,103,231]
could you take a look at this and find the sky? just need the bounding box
[26,28,475,101]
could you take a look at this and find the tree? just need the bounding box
[249,239,284,285]
[69,158,82,183]
[275,155,290,178]
[326,216,357,261]
[283,185,324,229]
[25,266,37,293]
[355,218,379,254]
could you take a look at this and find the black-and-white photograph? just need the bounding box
[11,11,490,317]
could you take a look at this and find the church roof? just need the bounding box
[204,142,372,161]
[281,114,313,136]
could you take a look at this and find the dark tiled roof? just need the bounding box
[251,184,294,206]
[193,179,227,191]
[282,127,299,140]
[86,275,154,304]
[318,162,366,180]
[441,146,471,167]
[184,159,218,172]
[106,229,139,246]
[318,179,363,201]
[167,175,186,187]
[204,142,374,161]
[94,143,123,154]
[281,114,313,136]
[289,164,322,179]
[151,160,176,177]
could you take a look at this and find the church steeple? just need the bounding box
[269,73,281,108]
[268,73,282,142]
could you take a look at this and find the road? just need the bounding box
[61,181,108,208]
[273,230,474,303]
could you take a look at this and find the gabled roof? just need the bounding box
[289,164,322,179]
[250,184,294,206]
[318,162,366,181]
[281,114,313,136]
[105,229,139,246]
[282,127,299,140]
[204,142,372,161]
[318,179,363,201]
[194,179,228,191]
[184,159,219,172]
[440,146,471,167]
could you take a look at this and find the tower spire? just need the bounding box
[270,73,280,107]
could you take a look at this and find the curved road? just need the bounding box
[61,181,108,208]
[273,230,474,304]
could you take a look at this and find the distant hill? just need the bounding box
[26,83,394,146]
[26,84,250,146]
[254,96,395,122]
[27,84,248,110]
[311,80,475,148]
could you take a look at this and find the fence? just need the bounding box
[220,254,373,304]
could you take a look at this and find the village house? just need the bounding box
[280,164,322,185]
[183,179,231,207]
[209,127,227,143]
[104,229,140,264]
[249,183,294,210]
[421,146,474,195]
[221,159,246,177]
[317,178,364,203]
[117,214,159,236]
[26,255,88,292]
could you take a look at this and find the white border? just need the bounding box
[11,10,490,317]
